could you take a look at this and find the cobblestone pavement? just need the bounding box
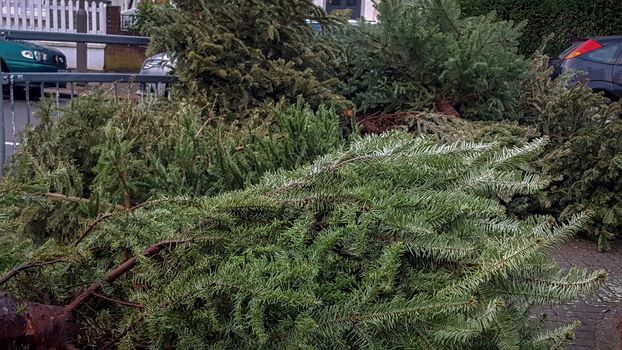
[537,237,622,350]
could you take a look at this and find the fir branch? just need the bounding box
[0,258,67,287]
[529,321,580,347]
[98,315,144,350]
[424,0,461,35]
[64,239,196,314]
[93,292,144,308]
[45,192,126,211]
[317,298,478,330]
[194,95,218,139]
[73,199,164,246]
[521,270,607,290]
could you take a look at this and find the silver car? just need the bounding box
[137,53,175,96]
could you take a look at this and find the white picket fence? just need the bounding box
[0,0,107,34]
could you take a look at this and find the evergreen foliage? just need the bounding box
[1,132,605,348]
[459,0,622,56]
[335,0,528,120]
[138,0,349,117]
[1,93,343,246]
[509,55,622,250]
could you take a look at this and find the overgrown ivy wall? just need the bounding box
[459,0,622,56]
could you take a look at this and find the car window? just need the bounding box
[584,44,621,64]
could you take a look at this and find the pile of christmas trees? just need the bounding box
[1,132,605,348]
[0,0,613,348]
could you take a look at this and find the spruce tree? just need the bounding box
[0,95,344,246]
[1,132,604,349]
[336,0,527,119]
[140,0,349,117]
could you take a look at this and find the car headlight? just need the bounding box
[142,59,164,70]
[21,50,34,59]
[21,50,47,61]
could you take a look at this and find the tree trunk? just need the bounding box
[0,293,77,350]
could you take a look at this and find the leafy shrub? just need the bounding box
[509,55,622,250]
[1,132,605,349]
[459,0,622,56]
[1,93,344,246]
[335,0,528,120]
[140,0,349,117]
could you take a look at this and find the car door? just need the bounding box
[566,43,621,96]
[614,48,622,99]
[326,0,362,19]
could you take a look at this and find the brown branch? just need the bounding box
[93,293,144,309]
[73,199,162,246]
[1,221,207,348]
[0,258,67,287]
[45,192,126,211]
[195,94,218,139]
[73,212,114,246]
[64,239,195,314]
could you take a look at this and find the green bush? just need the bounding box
[335,0,528,120]
[459,0,622,56]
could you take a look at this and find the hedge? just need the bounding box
[459,0,622,56]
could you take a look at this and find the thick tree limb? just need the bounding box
[0,293,77,349]
[1,239,194,349]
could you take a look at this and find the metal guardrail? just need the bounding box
[0,30,150,45]
[2,72,175,84]
[0,30,172,177]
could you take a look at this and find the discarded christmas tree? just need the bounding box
[140,0,349,117]
[336,0,528,119]
[0,132,605,349]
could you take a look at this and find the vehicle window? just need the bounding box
[584,44,621,64]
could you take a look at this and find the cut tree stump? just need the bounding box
[0,293,77,349]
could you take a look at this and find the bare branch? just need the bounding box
[0,258,67,287]
[45,192,126,211]
[93,293,144,309]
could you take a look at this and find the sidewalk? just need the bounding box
[538,238,622,349]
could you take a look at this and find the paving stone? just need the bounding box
[536,237,622,350]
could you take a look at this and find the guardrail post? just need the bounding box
[77,0,88,72]
[0,74,4,177]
